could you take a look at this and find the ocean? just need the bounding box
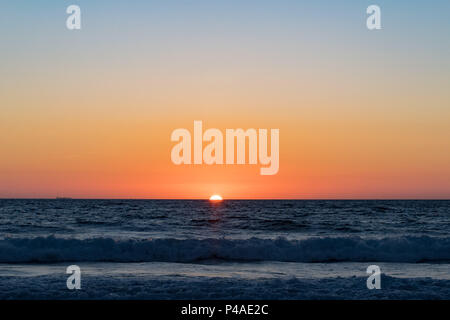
[0,199,449,299]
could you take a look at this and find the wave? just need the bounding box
[0,236,449,263]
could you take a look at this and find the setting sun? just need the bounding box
[209,195,223,201]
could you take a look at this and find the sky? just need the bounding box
[1,0,450,199]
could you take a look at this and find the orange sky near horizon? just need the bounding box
[1,1,450,199]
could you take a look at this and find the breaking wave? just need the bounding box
[1,236,449,263]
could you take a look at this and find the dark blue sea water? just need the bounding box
[0,200,449,299]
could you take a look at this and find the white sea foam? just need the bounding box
[0,273,449,299]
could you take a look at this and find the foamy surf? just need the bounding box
[0,273,449,299]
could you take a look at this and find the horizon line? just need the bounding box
[1,197,449,201]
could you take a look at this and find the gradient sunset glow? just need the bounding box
[1,1,449,199]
